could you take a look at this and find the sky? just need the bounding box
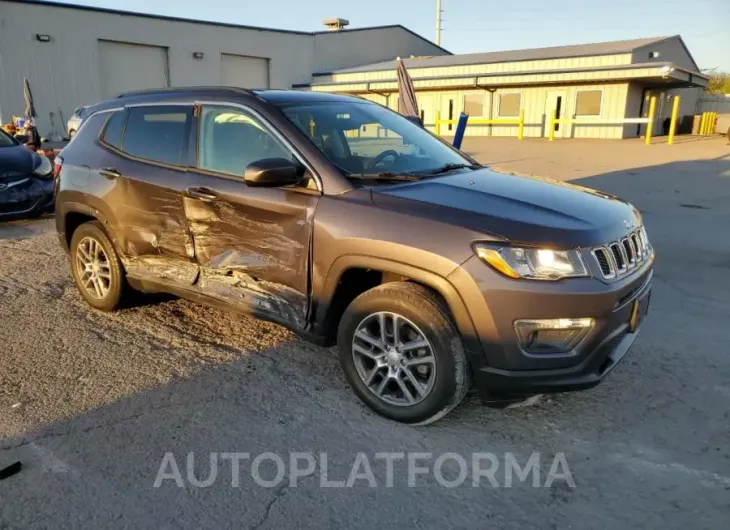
[56,0,730,70]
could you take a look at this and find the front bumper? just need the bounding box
[0,177,55,218]
[448,254,653,400]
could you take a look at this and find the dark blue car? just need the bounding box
[0,129,56,219]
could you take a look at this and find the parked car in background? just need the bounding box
[0,128,56,218]
[66,106,89,138]
[55,87,654,424]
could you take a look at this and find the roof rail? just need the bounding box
[117,86,259,98]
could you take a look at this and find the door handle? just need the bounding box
[185,187,219,202]
[99,167,121,179]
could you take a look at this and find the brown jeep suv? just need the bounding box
[55,87,653,424]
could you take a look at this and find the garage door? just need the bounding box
[220,54,269,89]
[98,40,169,99]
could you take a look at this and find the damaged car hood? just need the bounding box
[370,167,640,247]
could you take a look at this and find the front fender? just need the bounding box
[313,254,486,366]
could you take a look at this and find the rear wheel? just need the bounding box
[337,282,469,425]
[70,221,127,311]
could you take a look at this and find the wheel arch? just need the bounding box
[58,202,112,252]
[312,255,485,364]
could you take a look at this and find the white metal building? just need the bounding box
[0,0,448,136]
[302,36,709,139]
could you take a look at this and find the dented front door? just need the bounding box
[184,105,320,329]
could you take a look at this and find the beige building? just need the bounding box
[300,36,709,139]
[0,1,448,136]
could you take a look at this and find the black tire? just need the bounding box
[337,282,470,425]
[70,221,127,311]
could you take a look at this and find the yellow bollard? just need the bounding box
[518,108,525,140]
[700,112,707,135]
[435,111,441,136]
[645,96,657,145]
[548,109,556,141]
[712,112,718,134]
[668,95,681,145]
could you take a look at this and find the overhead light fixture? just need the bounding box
[35,34,51,42]
[192,52,204,59]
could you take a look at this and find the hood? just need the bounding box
[0,145,39,182]
[370,167,640,247]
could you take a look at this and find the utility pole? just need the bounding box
[436,0,442,46]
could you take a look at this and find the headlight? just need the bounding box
[474,244,588,280]
[32,155,54,179]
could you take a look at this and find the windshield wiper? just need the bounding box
[422,163,482,176]
[345,172,422,182]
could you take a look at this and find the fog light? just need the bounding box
[514,318,594,354]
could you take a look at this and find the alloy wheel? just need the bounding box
[352,312,436,406]
[75,236,112,300]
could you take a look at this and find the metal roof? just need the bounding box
[314,36,676,75]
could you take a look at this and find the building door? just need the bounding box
[544,90,568,138]
[98,40,169,99]
[220,54,270,89]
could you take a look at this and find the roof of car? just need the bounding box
[87,87,368,110]
[253,89,369,104]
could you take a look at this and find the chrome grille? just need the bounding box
[592,228,652,279]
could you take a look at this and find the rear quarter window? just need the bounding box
[101,110,126,149]
[67,112,109,146]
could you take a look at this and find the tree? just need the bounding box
[707,72,730,95]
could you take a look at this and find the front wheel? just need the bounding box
[337,282,470,425]
[70,221,127,311]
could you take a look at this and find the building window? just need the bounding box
[575,90,603,117]
[498,93,521,117]
[464,94,484,117]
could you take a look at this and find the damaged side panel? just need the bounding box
[109,155,200,287]
[183,181,318,331]
[198,269,308,329]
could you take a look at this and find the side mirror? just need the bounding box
[243,158,304,187]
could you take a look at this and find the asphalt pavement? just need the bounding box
[1,138,729,529]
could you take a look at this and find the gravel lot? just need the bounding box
[1,137,729,529]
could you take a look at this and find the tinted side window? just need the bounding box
[69,112,108,146]
[122,106,192,165]
[101,110,126,149]
[197,106,293,176]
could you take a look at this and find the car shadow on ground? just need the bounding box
[1,158,729,528]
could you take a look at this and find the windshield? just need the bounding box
[0,129,18,148]
[277,100,473,180]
